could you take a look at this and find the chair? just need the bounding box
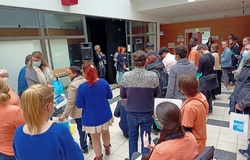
[194,146,215,160]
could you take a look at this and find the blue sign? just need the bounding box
[233,120,244,132]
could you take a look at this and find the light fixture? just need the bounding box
[188,0,195,2]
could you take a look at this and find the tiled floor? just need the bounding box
[70,85,248,160]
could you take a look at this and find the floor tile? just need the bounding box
[107,155,126,160]
[206,124,220,133]
[206,138,217,147]
[113,146,129,158]
[111,134,128,145]
[214,148,236,160]
[238,137,248,146]
[217,141,237,153]
[207,131,219,140]
[218,133,238,143]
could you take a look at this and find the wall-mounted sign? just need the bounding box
[177,38,184,42]
[159,31,164,36]
[210,35,219,40]
[168,43,175,48]
[178,34,183,38]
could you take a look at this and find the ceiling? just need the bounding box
[131,0,250,24]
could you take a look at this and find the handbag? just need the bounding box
[230,112,250,138]
[199,73,219,91]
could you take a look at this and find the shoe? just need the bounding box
[124,158,129,160]
[94,156,103,160]
[151,129,158,135]
[82,148,88,154]
[239,149,249,158]
[104,144,111,155]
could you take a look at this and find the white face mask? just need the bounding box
[3,77,8,81]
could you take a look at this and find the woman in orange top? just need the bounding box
[0,78,25,160]
[179,75,208,155]
[142,101,198,160]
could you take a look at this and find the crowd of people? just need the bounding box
[0,34,250,160]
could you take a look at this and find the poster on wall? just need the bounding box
[177,38,184,42]
[168,43,175,48]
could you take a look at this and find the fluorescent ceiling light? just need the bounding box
[188,0,195,2]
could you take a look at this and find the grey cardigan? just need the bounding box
[166,58,196,100]
[25,67,39,87]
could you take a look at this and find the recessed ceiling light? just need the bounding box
[188,0,195,2]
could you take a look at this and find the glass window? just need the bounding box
[0,8,40,37]
[42,13,84,36]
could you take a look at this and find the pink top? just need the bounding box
[162,53,177,74]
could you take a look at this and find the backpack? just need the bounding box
[152,69,168,98]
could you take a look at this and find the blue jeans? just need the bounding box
[127,112,153,159]
[97,66,106,78]
[117,71,124,85]
[75,118,88,150]
[0,153,15,160]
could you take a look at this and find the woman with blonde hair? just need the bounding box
[26,51,54,87]
[13,84,84,160]
[76,63,113,160]
[0,78,25,160]
[0,68,20,106]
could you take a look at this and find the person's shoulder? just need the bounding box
[50,123,69,134]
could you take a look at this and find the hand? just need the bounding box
[59,115,65,122]
[232,70,236,74]
[143,131,154,149]
[235,104,244,111]
[123,65,126,69]
[48,84,54,89]
[102,54,105,56]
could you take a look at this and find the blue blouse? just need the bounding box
[75,78,113,126]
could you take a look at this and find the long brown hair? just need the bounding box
[28,51,49,69]
[142,102,185,160]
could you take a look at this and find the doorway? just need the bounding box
[86,17,126,84]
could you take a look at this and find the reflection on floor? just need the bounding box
[70,85,247,160]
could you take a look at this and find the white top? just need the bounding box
[162,53,177,74]
[212,52,221,70]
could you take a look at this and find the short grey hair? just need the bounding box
[94,45,100,51]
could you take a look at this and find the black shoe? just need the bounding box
[82,148,88,154]
[124,158,129,160]
[239,149,249,158]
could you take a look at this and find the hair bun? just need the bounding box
[0,92,10,103]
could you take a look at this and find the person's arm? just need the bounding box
[106,80,113,99]
[114,101,121,117]
[181,107,195,131]
[166,68,176,98]
[25,68,38,87]
[59,125,84,160]
[189,50,196,64]
[197,56,204,73]
[221,49,231,63]
[94,52,102,61]
[13,108,25,127]
[238,92,250,110]
[113,52,118,62]
[75,85,85,109]
[60,85,76,120]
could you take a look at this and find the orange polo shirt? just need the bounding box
[181,93,208,155]
[149,132,198,160]
[0,103,25,156]
[188,49,200,68]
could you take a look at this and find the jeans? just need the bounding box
[75,118,88,150]
[200,89,212,112]
[0,153,15,160]
[127,112,153,159]
[117,71,124,85]
[222,68,230,87]
[97,66,106,78]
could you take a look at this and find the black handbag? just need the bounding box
[199,73,219,91]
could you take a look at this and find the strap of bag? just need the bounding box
[181,97,207,112]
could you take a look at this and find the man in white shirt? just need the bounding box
[160,47,177,74]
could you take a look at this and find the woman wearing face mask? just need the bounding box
[25,51,54,88]
[233,38,250,80]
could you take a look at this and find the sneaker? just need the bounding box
[151,129,158,135]
[82,148,88,154]
[239,149,249,158]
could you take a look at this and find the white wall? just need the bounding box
[0,40,41,91]
[0,0,169,23]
